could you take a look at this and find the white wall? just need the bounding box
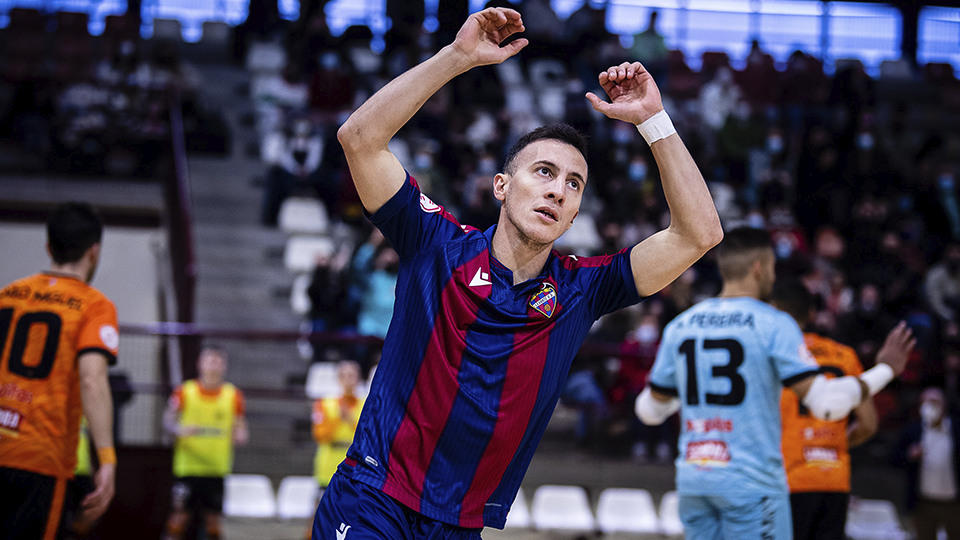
[0,223,166,444]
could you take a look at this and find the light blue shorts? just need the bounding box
[679,493,792,540]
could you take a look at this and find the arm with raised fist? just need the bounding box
[337,8,527,215]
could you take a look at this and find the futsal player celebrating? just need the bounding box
[312,6,723,539]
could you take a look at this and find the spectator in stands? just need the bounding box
[925,243,960,323]
[260,118,324,226]
[162,346,248,540]
[350,231,399,341]
[893,387,960,540]
[309,51,355,124]
[630,11,668,83]
[699,66,742,135]
[837,283,899,361]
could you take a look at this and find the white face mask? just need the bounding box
[636,324,659,344]
[921,401,943,426]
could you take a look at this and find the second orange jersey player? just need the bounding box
[0,203,119,540]
[773,281,879,540]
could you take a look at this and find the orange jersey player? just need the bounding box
[0,202,119,540]
[773,281,879,540]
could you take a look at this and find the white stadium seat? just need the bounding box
[290,273,311,316]
[504,487,531,528]
[531,484,595,531]
[306,362,340,399]
[277,476,320,519]
[846,498,909,540]
[284,236,335,273]
[224,474,276,518]
[279,197,330,235]
[246,41,287,74]
[658,490,684,536]
[596,488,659,534]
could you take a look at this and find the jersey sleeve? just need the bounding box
[169,386,184,412]
[647,325,679,396]
[565,248,642,321]
[77,297,119,365]
[840,344,863,377]
[234,388,246,416]
[769,312,819,386]
[368,173,467,259]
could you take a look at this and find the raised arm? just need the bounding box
[586,62,722,297]
[337,8,527,214]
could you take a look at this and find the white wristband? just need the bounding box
[636,110,677,145]
[860,363,895,397]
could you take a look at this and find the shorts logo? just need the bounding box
[684,440,730,466]
[0,406,22,437]
[419,193,442,213]
[99,324,120,350]
[336,523,351,540]
[529,283,557,318]
[364,456,379,467]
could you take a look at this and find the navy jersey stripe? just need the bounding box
[458,304,554,526]
[420,315,517,524]
[382,251,491,512]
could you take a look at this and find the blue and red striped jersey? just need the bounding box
[344,175,641,529]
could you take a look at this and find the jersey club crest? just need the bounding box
[529,283,557,318]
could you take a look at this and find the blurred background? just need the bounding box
[0,0,958,538]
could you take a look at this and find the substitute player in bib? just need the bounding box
[0,202,119,540]
[316,6,723,539]
[773,280,881,540]
[162,346,248,540]
[637,227,915,540]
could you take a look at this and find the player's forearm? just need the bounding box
[650,135,723,252]
[79,354,115,452]
[338,45,473,156]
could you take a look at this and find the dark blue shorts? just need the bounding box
[312,469,483,540]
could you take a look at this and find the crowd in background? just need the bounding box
[0,9,229,178]
[249,0,960,460]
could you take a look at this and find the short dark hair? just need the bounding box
[47,202,103,265]
[503,123,588,176]
[716,226,772,281]
[772,278,813,326]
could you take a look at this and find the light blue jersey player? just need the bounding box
[636,227,915,540]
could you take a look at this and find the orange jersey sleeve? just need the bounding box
[234,388,246,417]
[781,333,863,493]
[169,386,185,412]
[0,274,118,478]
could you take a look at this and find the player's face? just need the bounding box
[338,363,361,392]
[495,140,587,247]
[198,350,227,384]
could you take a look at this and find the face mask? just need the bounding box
[612,128,632,145]
[921,401,943,426]
[747,213,765,229]
[414,154,433,170]
[767,136,784,154]
[628,162,647,182]
[775,237,793,259]
[636,324,659,344]
[939,174,955,191]
[478,159,497,174]
[857,133,874,150]
[320,52,340,70]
